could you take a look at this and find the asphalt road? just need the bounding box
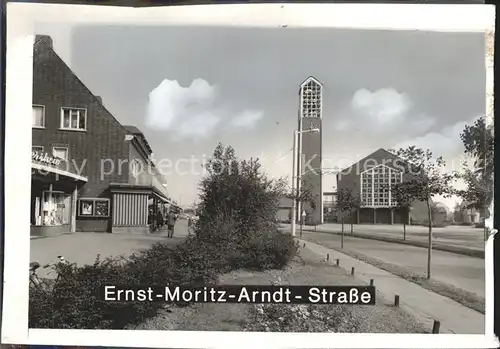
[301,230,485,298]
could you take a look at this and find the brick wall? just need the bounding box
[32,36,130,198]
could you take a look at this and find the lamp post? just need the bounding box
[291,127,320,236]
[300,210,306,237]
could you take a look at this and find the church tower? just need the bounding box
[296,77,323,225]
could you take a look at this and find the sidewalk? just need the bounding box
[299,239,485,334]
[282,224,484,258]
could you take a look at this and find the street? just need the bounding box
[301,230,484,298]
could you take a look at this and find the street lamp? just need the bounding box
[291,127,320,236]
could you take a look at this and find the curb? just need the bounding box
[295,228,485,259]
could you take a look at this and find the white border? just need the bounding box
[3,3,497,349]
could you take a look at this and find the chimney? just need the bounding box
[34,35,53,49]
[95,96,103,104]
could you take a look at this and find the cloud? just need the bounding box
[334,88,435,135]
[352,88,412,123]
[394,118,475,161]
[146,78,263,140]
[230,110,264,128]
[145,78,220,139]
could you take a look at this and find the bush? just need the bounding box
[232,230,298,271]
[474,221,485,228]
[451,221,475,226]
[195,143,298,270]
[29,238,223,329]
[30,255,163,329]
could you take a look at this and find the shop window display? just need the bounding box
[78,198,110,217]
[40,191,71,226]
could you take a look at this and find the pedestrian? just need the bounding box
[187,215,194,235]
[156,209,164,231]
[148,208,156,232]
[167,211,176,238]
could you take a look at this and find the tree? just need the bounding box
[390,182,412,240]
[289,181,316,226]
[391,146,455,279]
[460,116,494,179]
[455,164,493,239]
[197,143,287,240]
[459,117,494,237]
[337,188,361,247]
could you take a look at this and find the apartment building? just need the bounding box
[31,35,176,236]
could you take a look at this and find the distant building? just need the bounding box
[31,35,177,236]
[323,191,339,223]
[335,148,452,226]
[410,201,449,227]
[336,148,411,224]
[454,201,480,224]
[277,195,294,223]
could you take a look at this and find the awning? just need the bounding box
[32,162,88,182]
[109,183,170,203]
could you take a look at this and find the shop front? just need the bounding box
[31,152,88,237]
[109,183,171,234]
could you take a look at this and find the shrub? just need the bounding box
[232,230,298,271]
[196,143,298,271]
[29,219,239,329]
[475,221,485,228]
[29,255,163,329]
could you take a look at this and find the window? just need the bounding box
[360,165,401,207]
[52,147,68,160]
[301,80,322,118]
[78,198,110,217]
[32,146,44,153]
[61,108,87,130]
[33,105,45,128]
[35,191,71,226]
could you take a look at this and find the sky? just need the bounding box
[34,23,486,209]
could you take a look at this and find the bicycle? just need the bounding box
[29,255,69,291]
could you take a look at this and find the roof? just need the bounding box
[338,148,402,175]
[123,125,153,154]
[299,76,323,91]
[123,125,144,135]
[279,195,294,208]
